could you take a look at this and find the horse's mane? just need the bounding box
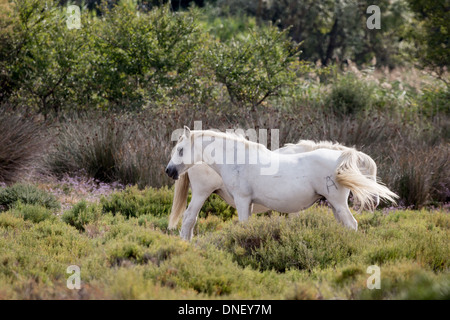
[189,131,356,152]
[190,130,268,150]
[285,139,355,151]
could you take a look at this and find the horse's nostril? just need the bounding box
[165,167,169,174]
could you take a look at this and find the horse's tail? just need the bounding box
[168,173,190,230]
[356,151,380,208]
[336,149,398,211]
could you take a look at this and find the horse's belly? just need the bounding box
[253,187,320,213]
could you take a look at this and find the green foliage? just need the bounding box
[208,209,450,274]
[405,0,450,79]
[1,1,205,113]
[62,200,103,231]
[199,193,236,221]
[8,203,55,223]
[0,197,449,299]
[1,0,318,113]
[2,0,89,114]
[216,0,410,67]
[0,183,60,211]
[87,2,203,108]
[212,211,360,272]
[206,24,307,107]
[326,73,374,116]
[108,241,144,266]
[101,186,173,218]
[199,9,259,42]
[100,185,236,222]
[0,216,93,294]
[418,86,450,118]
[138,214,169,231]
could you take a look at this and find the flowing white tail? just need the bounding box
[336,149,398,211]
[168,173,190,229]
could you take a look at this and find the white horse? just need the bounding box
[168,136,379,240]
[165,128,397,240]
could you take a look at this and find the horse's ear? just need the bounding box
[183,126,191,138]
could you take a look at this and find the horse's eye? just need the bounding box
[178,148,183,157]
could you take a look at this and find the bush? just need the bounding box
[3,1,205,113]
[326,73,374,116]
[45,115,138,183]
[385,145,449,208]
[199,194,236,221]
[205,24,308,108]
[101,186,173,218]
[0,110,47,184]
[102,185,238,223]
[0,183,60,211]
[138,214,169,231]
[108,242,145,266]
[9,203,55,223]
[44,112,178,188]
[206,208,450,274]
[62,200,102,231]
[419,87,450,118]
[211,211,360,272]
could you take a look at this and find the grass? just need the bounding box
[0,110,47,185]
[0,184,448,299]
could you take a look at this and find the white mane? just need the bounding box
[190,130,269,150]
[285,139,356,151]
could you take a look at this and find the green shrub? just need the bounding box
[108,242,144,266]
[101,186,173,218]
[4,1,204,113]
[211,211,361,272]
[205,24,307,108]
[200,193,236,221]
[195,215,225,237]
[208,208,450,273]
[419,87,450,118]
[62,200,102,231]
[0,183,60,211]
[9,203,55,223]
[138,215,169,231]
[0,212,31,229]
[326,74,374,116]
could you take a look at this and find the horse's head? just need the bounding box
[165,126,195,180]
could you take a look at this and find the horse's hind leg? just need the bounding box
[326,189,358,231]
[234,197,252,221]
[180,191,211,241]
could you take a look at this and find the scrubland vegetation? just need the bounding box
[0,0,448,299]
[0,184,448,299]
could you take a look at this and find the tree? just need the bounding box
[405,0,449,82]
[205,24,309,109]
[216,0,410,67]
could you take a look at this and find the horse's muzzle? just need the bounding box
[165,165,179,180]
